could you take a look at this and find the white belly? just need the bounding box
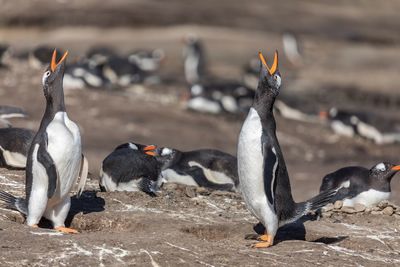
[237,108,277,228]
[188,161,236,187]
[343,189,390,207]
[161,168,199,186]
[46,112,81,199]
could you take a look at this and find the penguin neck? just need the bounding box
[44,86,66,121]
[253,88,277,129]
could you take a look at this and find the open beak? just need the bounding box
[143,145,157,156]
[391,165,400,171]
[258,50,278,75]
[50,49,69,72]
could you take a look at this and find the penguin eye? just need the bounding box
[45,71,51,77]
[42,71,51,85]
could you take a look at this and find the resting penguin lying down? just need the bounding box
[158,147,239,191]
[0,128,35,169]
[99,142,175,195]
[320,162,400,207]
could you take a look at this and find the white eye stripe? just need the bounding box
[42,71,51,85]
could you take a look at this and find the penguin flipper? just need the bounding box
[37,139,59,199]
[185,167,234,191]
[138,177,157,197]
[75,154,88,197]
[262,144,278,207]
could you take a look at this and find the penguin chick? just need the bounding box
[159,147,239,191]
[237,51,338,248]
[320,162,400,207]
[0,128,35,169]
[0,50,88,234]
[99,143,174,196]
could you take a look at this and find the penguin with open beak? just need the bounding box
[0,49,88,234]
[99,143,175,195]
[237,50,338,248]
[320,162,400,207]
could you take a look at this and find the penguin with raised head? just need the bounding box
[99,143,175,195]
[0,49,88,233]
[320,162,400,207]
[0,105,28,128]
[159,147,239,191]
[237,51,338,248]
[0,128,35,169]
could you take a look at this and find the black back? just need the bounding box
[0,128,35,154]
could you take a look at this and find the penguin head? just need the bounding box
[258,51,281,95]
[155,147,178,169]
[42,49,68,98]
[370,162,400,181]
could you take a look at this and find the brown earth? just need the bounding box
[1,0,400,266]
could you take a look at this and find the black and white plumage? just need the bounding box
[102,56,144,87]
[99,143,175,195]
[0,49,88,234]
[64,60,108,90]
[237,51,338,248]
[321,107,400,144]
[0,128,35,169]
[0,105,28,128]
[159,147,239,191]
[183,36,254,115]
[320,162,400,207]
[0,44,10,68]
[128,49,165,73]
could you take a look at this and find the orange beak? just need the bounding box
[391,165,400,171]
[143,145,157,156]
[319,111,328,119]
[258,50,279,75]
[50,49,69,72]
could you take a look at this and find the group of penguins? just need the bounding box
[1,36,400,145]
[0,46,399,248]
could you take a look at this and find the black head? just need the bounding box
[369,162,400,181]
[154,147,179,169]
[42,49,68,99]
[258,51,282,96]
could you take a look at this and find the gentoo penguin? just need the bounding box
[99,143,175,195]
[0,49,88,233]
[183,35,206,85]
[182,36,254,115]
[237,51,338,248]
[0,128,35,169]
[320,162,400,207]
[159,147,239,191]
[102,56,143,87]
[0,105,27,128]
[0,44,10,68]
[29,45,65,69]
[127,49,165,73]
[64,60,107,90]
[320,107,400,144]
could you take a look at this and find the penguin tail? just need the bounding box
[303,187,339,213]
[0,190,28,215]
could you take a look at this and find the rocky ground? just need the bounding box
[1,0,400,266]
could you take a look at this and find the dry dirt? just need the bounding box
[0,0,400,266]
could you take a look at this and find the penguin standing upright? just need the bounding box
[237,51,337,248]
[0,49,88,233]
[320,162,400,207]
[0,128,35,169]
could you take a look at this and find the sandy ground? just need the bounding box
[0,0,400,266]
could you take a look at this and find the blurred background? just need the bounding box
[0,0,399,202]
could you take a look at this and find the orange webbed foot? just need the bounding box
[253,234,274,248]
[54,226,79,234]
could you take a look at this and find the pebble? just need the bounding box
[382,206,394,216]
[354,203,366,213]
[341,206,356,214]
[334,200,343,210]
[378,201,389,209]
[323,203,334,212]
[185,187,197,198]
